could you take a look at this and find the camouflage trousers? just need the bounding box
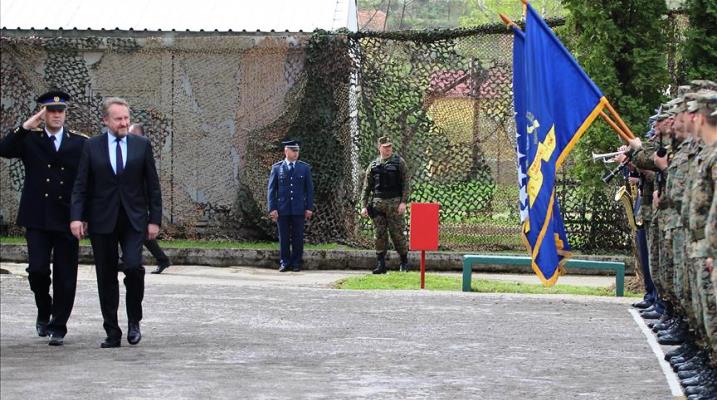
[371,197,408,256]
[648,217,667,303]
[669,229,692,321]
[691,257,717,360]
[659,227,676,307]
[695,258,717,362]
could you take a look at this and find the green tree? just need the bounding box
[562,0,669,188]
[682,0,717,79]
[459,0,565,26]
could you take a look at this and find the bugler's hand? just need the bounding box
[627,137,642,151]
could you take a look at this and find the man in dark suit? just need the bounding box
[70,97,162,348]
[0,90,87,346]
[267,140,314,272]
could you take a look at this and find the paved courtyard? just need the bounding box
[0,263,675,399]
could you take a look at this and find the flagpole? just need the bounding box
[499,13,519,29]
[604,100,636,139]
[599,111,631,143]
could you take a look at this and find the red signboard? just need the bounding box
[410,203,439,251]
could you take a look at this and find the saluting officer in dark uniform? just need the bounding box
[267,140,314,272]
[361,135,411,274]
[0,90,87,346]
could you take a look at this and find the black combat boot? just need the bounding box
[399,254,409,272]
[372,252,387,274]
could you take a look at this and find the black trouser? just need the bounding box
[144,239,169,266]
[89,206,145,340]
[25,229,79,336]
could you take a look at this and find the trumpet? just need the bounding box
[592,150,625,163]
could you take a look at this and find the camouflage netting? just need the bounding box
[0,25,634,252]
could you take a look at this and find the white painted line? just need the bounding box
[629,308,684,397]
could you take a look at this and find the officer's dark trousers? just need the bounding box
[89,206,145,340]
[277,215,305,267]
[25,229,79,336]
[144,239,169,266]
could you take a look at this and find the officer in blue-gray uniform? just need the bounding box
[267,140,314,272]
[0,90,87,346]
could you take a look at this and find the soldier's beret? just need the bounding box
[36,90,70,111]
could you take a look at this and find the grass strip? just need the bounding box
[337,271,640,297]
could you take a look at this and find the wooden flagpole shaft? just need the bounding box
[599,111,631,143]
[604,101,635,139]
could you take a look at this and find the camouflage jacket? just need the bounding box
[662,138,689,230]
[703,145,717,259]
[681,139,704,231]
[688,141,716,258]
[633,141,660,205]
[638,172,655,223]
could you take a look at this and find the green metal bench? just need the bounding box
[462,255,625,297]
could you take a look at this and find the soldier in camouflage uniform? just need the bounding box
[682,90,717,394]
[653,108,689,345]
[361,136,411,274]
[658,95,700,345]
[629,120,669,320]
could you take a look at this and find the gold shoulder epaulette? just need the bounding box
[69,130,89,138]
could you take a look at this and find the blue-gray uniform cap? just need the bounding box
[36,90,70,111]
[282,139,301,150]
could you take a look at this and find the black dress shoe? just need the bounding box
[641,310,662,319]
[684,384,706,395]
[48,333,64,346]
[658,332,685,345]
[678,369,701,380]
[292,266,301,272]
[641,305,656,313]
[101,338,121,348]
[151,263,171,274]
[632,299,652,309]
[127,322,141,345]
[36,319,49,337]
[279,265,290,273]
[665,343,692,361]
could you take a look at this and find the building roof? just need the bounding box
[0,0,358,32]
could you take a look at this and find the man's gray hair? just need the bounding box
[102,97,130,117]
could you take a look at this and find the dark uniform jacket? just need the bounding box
[0,126,87,232]
[267,160,314,216]
[70,132,162,234]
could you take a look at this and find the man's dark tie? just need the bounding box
[115,138,124,175]
[289,162,294,173]
[49,135,57,152]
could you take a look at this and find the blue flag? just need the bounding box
[513,4,607,285]
[512,26,529,226]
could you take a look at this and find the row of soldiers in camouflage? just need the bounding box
[619,80,717,399]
